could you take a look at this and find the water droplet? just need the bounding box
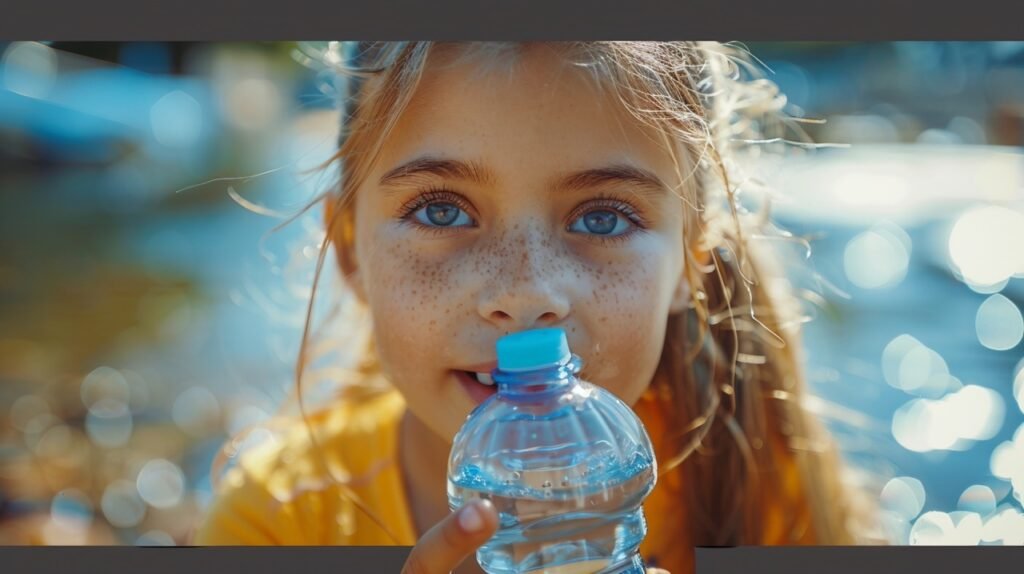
[982,508,1024,544]
[136,459,185,509]
[881,476,926,520]
[879,510,910,544]
[844,223,911,289]
[135,530,176,546]
[989,440,1022,479]
[80,367,130,411]
[976,294,1024,351]
[150,90,203,148]
[948,385,1005,441]
[958,485,997,516]
[948,511,983,545]
[893,385,1005,452]
[910,511,955,545]
[33,424,72,456]
[86,399,133,448]
[50,489,93,529]
[172,386,221,437]
[101,480,146,528]
[9,394,50,432]
[1014,364,1024,414]
[881,335,957,398]
[948,205,1024,287]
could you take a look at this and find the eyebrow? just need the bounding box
[554,164,669,197]
[379,155,669,197]
[379,156,496,187]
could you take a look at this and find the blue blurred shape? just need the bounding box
[0,87,130,161]
[0,54,219,165]
[119,43,173,76]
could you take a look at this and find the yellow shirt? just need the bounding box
[192,387,417,545]
[191,385,772,572]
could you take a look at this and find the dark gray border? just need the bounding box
[2,0,1024,40]
[0,547,413,573]
[2,546,1024,573]
[695,547,1024,573]
[3,1,1024,573]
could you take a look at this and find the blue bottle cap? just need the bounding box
[496,328,572,372]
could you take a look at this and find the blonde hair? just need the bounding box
[248,41,880,557]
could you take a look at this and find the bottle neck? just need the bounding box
[493,355,582,399]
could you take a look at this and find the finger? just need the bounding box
[646,569,671,574]
[401,498,499,574]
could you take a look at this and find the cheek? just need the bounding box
[356,232,411,351]
[355,212,681,405]
[581,249,678,403]
[358,229,476,373]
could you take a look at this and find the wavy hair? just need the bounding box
[223,41,881,563]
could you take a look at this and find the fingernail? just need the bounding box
[458,501,484,533]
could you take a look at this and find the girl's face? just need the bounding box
[346,46,692,441]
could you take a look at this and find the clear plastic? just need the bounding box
[447,339,657,574]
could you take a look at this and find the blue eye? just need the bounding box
[569,209,633,236]
[413,202,473,227]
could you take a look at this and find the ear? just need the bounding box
[324,196,367,305]
[669,244,711,314]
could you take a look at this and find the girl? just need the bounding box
[192,42,879,573]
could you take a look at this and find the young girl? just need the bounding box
[192,42,878,573]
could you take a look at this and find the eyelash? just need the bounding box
[396,188,649,243]
[396,187,477,234]
[564,193,649,244]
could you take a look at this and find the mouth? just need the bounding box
[454,368,498,405]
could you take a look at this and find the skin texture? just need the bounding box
[340,45,693,573]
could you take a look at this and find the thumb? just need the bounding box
[401,499,499,574]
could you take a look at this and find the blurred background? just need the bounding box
[0,41,1022,546]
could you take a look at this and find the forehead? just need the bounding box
[373,44,682,185]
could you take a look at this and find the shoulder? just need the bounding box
[191,387,408,545]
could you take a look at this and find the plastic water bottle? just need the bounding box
[447,328,657,574]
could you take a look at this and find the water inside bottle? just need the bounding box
[448,329,656,574]
[449,452,654,573]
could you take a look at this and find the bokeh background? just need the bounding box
[1,41,1023,546]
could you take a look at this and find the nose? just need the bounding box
[477,235,572,332]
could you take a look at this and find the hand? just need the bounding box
[401,499,500,574]
[399,498,670,574]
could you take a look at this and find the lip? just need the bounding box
[459,361,498,373]
[454,370,498,405]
